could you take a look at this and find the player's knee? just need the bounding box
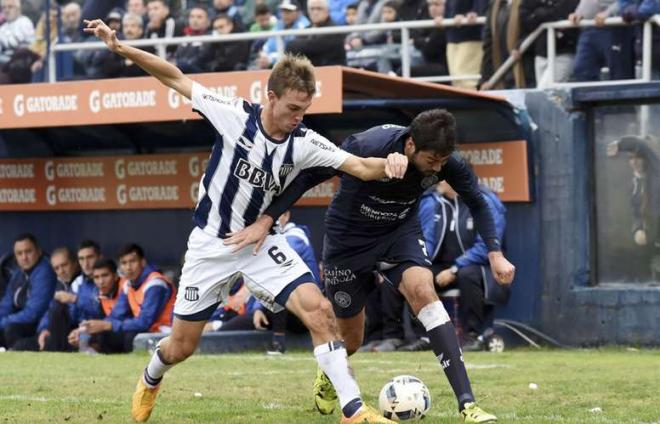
[408,282,439,314]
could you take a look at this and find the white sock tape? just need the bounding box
[417,300,451,331]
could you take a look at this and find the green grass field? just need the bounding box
[0,348,658,423]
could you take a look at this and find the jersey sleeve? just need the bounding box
[294,130,351,170]
[191,82,248,138]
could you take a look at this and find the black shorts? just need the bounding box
[323,219,432,318]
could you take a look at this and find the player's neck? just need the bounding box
[260,107,287,140]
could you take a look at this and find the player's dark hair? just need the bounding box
[78,239,101,255]
[410,109,456,156]
[14,233,39,248]
[268,53,316,98]
[93,258,117,274]
[118,243,145,260]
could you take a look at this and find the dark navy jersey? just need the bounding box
[264,124,500,250]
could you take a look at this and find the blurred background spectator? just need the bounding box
[286,0,346,66]
[256,0,309,69]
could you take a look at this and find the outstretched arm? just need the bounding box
[84,19,192,99]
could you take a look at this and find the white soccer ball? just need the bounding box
[378,375,431,421]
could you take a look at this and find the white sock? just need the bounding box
[143,346,174,388]
[314,341,361,410]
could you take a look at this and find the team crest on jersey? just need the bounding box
[184,287,199,302]
[334,291,352,308]
[234,158,281,193]
[279,163,294,178]
[421,175,440,189]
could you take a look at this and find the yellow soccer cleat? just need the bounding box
[313,367,338,415]
[131,377,160,422]
[340,404,396,424]
[460,402,497,423]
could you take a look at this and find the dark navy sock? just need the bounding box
[427,322,474,410]
[342,397,363,418]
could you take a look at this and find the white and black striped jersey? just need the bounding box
[190,82,349,238]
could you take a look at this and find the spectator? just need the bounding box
[443,0,488,89]
[0,234,57,350]
[257,0,309,68]
[212,0,245,30]
[68,259,126,353]
[607,136,660,278]
[106,7,123,33]
[12,247,81,352]
[519,0,579,88]
[329,0,358,24]
[345,2,358,24]
[620,0,660,79]
[569,0,634,81]
[411,0,449,77]
[126,0,147,20]
[91,12,153,78]
[145,0,183,58]
[70,240,104,332]
[286,0,346,66]
[174,7,210,73]
[353,0,388,25]
[417,181,509,350]
[0,0,35,65]
[347,0,400,73]
[249,3,275,54]
[201,13,251,71]
[479,0,535,89]
[76,244,176,353]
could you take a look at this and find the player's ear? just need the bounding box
[266,90,277,104]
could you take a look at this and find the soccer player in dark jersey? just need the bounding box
[226,109,516,423]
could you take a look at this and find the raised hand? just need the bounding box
[83,19,120,52]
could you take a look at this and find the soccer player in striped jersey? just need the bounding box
[85,18,407,424]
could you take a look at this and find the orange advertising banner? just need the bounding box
[0,153,339,211]
[458,140,530,202]
[0,140,528,211]
[0,67,343,129]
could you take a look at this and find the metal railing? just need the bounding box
[487,15,660,88]
[47,17,485,83]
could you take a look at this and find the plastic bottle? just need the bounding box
[79,328,91,353]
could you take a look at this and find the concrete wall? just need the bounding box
[525,89,660,345]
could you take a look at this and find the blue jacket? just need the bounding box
[262,14,310,66]
[36,273,81,334]
[281,222,321,286]
[620,0,660,20]
[0,256,57,330]
[106,265,172,333]
[419,187,506,268]
[329,0,358,25]
[72,275,103,324]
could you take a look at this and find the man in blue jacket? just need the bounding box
[0,234,57,350]
[418,180,509,350]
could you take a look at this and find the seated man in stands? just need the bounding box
[417,180,509,351]
[145,0,182,58]
[256,0,309,69]
[77,244,176,353]
[68,258,126,353]
[12,247,81,351]
[285,0,346,67]
[174,6,210,73]
[199,13,251,72]
[0,0,35,67]
[0,234,56,350]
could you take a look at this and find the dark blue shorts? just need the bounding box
[322,218,432,318]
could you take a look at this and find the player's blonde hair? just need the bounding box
[268,53,316,98]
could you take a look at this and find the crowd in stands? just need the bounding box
[0,183,509,355]
[0,0,657,87]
